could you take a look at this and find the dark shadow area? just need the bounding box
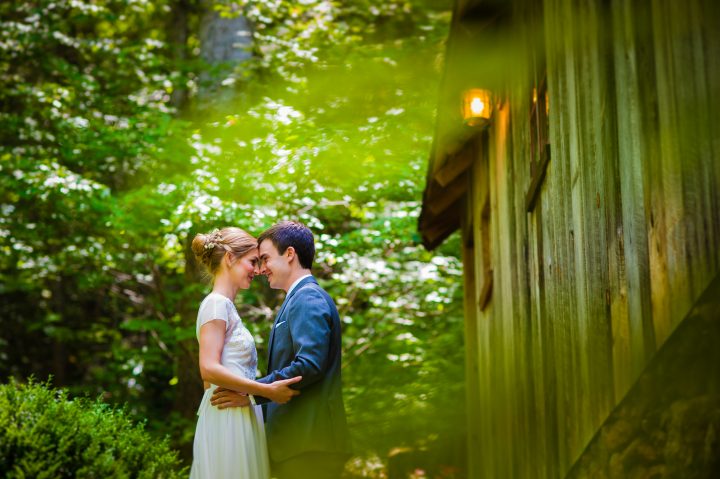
[567,274,720,478]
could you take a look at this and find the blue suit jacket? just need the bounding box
[257,276,351,462]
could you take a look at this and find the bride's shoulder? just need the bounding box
[197,293,236,325]
[204,292,232,302]
[199,293,232,310]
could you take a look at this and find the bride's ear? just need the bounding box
[224,252,236,268]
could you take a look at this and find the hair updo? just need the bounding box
[191,227,257,276]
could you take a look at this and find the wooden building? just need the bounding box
[419,0,720,477]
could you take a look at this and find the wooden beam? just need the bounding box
[429,174,468,215]
[525,144,551,212]
[419,197,463,250]
[478,268,493,310]
[434,143,475,187]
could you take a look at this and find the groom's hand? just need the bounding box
[210,387,251,409]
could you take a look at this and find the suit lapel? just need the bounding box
[267,276,317,364]
[266,297,288,362]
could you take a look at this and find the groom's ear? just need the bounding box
[285,246,296,263]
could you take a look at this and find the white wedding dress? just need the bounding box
[190,293,270,479]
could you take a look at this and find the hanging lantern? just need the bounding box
[462,88,493,127]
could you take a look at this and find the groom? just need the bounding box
[212,221,351,478]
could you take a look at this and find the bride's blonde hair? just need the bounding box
[191,227,256,276]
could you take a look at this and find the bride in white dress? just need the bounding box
[189,227,301,479]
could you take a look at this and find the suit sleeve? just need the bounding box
[257,287,331,390]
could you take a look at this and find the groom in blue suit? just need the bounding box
[254,221,350,478]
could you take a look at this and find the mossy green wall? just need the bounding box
[456,0,720,477]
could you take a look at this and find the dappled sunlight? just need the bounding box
[1,0,467,476]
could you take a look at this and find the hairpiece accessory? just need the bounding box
[203,228,223,255]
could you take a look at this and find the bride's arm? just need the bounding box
[199,320,301,403]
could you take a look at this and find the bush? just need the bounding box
[0,379,187,478]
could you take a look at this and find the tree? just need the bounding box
[1,0,463,472]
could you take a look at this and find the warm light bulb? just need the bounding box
[470,97,485,115]
[463,88,493,126]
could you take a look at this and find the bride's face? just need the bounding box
[230,251,259,290]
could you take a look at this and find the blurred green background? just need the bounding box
[0,0,466,476]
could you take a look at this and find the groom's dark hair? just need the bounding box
[258,221,315,269]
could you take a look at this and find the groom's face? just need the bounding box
[258,240,291,291]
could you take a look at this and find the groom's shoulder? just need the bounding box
[293,281,337,309]
[293,281,327,302]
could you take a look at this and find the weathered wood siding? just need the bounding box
[460,0,720,477]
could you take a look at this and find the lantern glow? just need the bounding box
[463,88,493,127]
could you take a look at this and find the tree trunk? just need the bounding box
[172,233,206,462]
[51,278,67,386]
[167,0,192,111]
[198,1,253,105]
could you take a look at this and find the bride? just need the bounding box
[189,227,301,479]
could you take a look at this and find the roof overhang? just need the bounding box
[418,0,514,249]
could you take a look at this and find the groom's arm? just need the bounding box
[256,288,331,394]
[209,387,251,409]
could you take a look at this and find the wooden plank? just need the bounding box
[475,296,494,479]
[460,193,481,479]
[525,144,551,212]
[493,101,528,477]
[486,105,510,477]
[671,0,719,306]
[567,3,594,464]
[701,0,720,275]
[508,63,544,477]
[553,0,582,471]
[419,198,462,249]
[428,175,468,215]
[470,131,495,479]
[651,0,693,343]
[434,141,475,187]
[610,0,654,402]
[542,2,565,475]
[518,76,553,477]
[579,0,616,438]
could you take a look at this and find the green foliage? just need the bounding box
[218,0,442,78]
[0,0,178,187]
[1,0,463,472]
[0,379,186,478]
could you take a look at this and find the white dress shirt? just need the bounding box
[286,274,312,295]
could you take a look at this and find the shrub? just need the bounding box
[0,379,187,478]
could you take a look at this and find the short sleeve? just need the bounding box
[196,295,230,338]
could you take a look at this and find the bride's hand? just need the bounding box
[266,376,302,404]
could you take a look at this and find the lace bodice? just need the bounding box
[196,293,258,380]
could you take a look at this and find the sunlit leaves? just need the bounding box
[1,0,461,469]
